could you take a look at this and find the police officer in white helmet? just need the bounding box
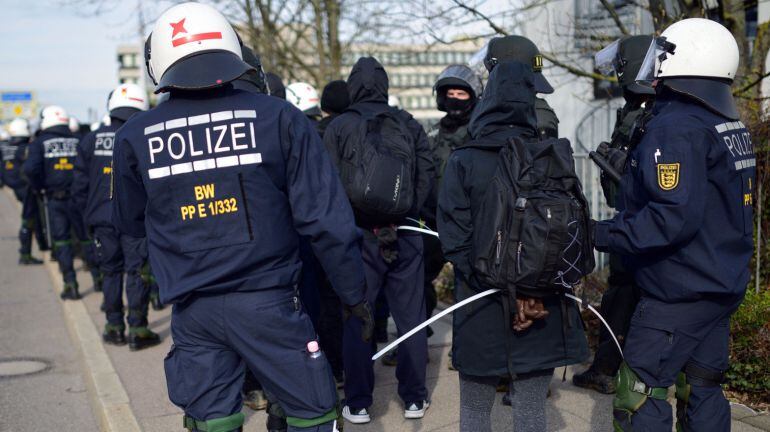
[593,18,756,431]
[111,3,372,431]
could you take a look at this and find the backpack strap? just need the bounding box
[508,137,534,243]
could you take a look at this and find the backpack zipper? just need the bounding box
[495,230,502,265]
[516,242,523,274]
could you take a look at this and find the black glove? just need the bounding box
[596,142,628,176]
[375,226,399,264]
[343,300,374,342]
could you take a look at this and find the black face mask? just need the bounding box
[444,97,474,118]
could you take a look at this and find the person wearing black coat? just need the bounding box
[437,61,589,432]
[324,56,435,423]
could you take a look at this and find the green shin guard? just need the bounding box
[183,412,244,432]
[613,362,668,431]
[286,406,340,429]
[675,372,690,432]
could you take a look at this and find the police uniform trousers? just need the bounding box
[621,295,742,431]
[93,226,149,328]
[165,288,339,431]
[343,231,428,409]
[13,187,42,256]
[593,254,639,375]
[47,194,78,284]
[70,204,99,283]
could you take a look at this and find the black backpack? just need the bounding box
[342,107,416,221]
[472,136,595,299]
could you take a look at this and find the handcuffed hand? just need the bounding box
[513,297,549,331]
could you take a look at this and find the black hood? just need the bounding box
[347,57,389,112]
[468,61,538,141]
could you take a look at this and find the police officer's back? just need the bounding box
[73,83,160,350]
[594,19,755,432]
[2,118,44,264]
[110,4,371,431]
[24,106,81,298]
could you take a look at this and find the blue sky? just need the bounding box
[0,1,146,122]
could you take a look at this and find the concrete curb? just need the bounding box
[4,189,141,432]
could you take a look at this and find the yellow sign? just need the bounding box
[13,105,23,116]
[657,163,680,191]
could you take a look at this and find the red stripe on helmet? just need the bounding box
[172,32,223,47]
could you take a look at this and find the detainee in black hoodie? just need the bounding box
[323,57,435,421]
[437,61,589,432]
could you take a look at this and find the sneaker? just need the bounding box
[572,368,616,394]
[342,405,371,424]
[243,390,268,411]
[404,400,429,419]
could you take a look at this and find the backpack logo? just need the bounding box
[657,163,680,191]
[392,174,401,202]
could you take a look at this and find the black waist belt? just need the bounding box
[48,190,71,200]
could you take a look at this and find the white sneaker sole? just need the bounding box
[342,407,371,424]
[404,401,430,419]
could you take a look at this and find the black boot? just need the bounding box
[128,327,161,351]
[19,254,44,265]
[93,273,104,293]
[266,402,288,432]
[103,325,126,345]
[150,292,165,311]
[572,367,616,394]
[60,282,80,300]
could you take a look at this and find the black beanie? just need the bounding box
[321,80,351,115]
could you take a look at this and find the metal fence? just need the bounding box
[573,99,625,270]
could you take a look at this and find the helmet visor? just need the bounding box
[434,64,483,98]
[635,36,676,87]
[594,39,621,76]
[467,42,490,77]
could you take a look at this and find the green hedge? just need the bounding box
[726,288,770,403]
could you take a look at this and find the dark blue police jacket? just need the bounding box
[24,125,80,194]
[595,90,755,302]
[1,137,29,190]
[111,86,365,305]
[72,120,124,228]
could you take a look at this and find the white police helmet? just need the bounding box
[40,106,70,130]
[636,18,740,119]
[108,83,149,121]
[145,2,253,93]
[286,82,321,116]
[69,116,80,133]
[8,118,30,138]
[108,83,149,112]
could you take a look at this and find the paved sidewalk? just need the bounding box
[1,188,767,431]
[0,190,99,432]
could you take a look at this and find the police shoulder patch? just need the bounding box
[657,163,680,191]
